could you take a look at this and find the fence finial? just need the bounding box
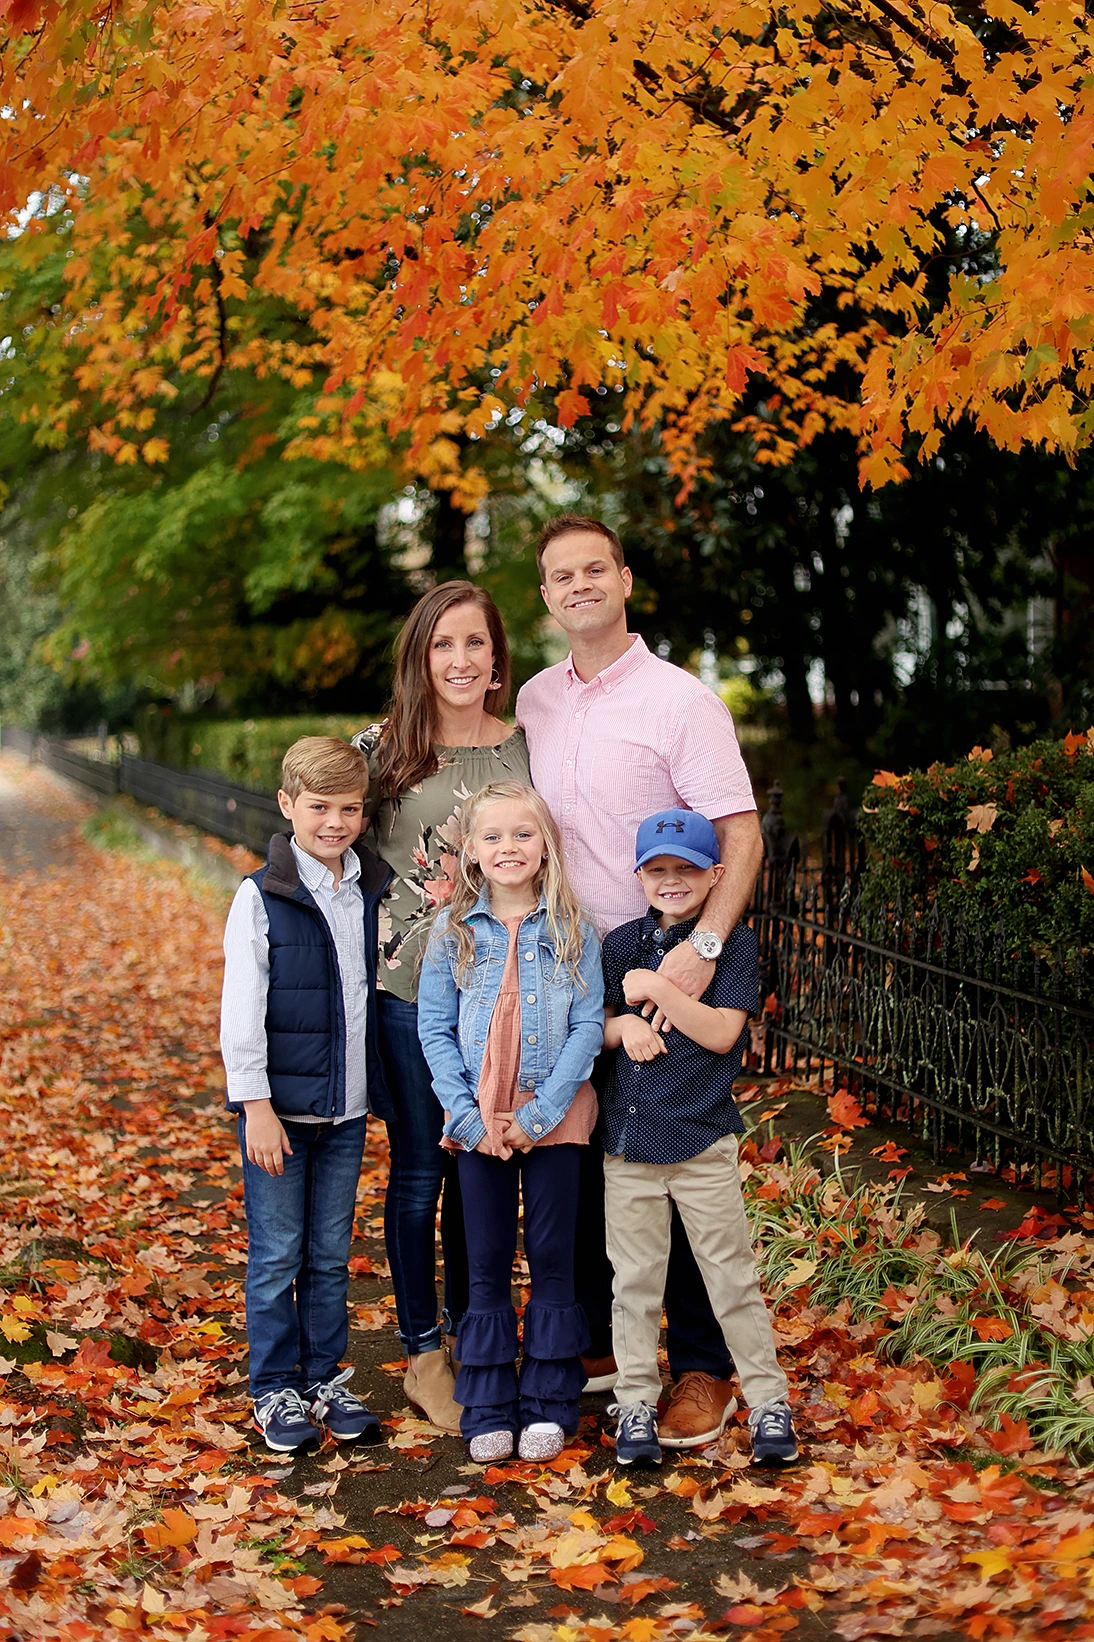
[762,782,789,863]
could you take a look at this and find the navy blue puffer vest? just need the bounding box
[225,832,394,1121]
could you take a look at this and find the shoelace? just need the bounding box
[257,1388,313,1428]
[749,1400,790,1434]
[308,1366,358,1416]
[611,1402,656,1440]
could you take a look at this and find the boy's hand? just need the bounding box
[623,968,665,1012]
[244,1101,293,1176]
[619,1015,669,1063]
[650,943,714,1029]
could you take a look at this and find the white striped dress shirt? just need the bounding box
[220,838,369,1123]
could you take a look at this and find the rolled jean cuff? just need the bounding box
[400,1322,443,1356]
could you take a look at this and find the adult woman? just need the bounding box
[356,582,531,1431]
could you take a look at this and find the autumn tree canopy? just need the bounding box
[1,0,1092,493]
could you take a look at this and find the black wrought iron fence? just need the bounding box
[748,783,1094,1190]
[118,754,280,852]
[1,727,279,854]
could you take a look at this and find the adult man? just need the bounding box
[516,514,764,1449]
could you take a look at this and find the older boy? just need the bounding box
[221,737,391,1452]
[600,808,797,1469]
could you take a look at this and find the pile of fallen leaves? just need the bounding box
[2,756,1094,1642]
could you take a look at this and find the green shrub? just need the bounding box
[137,711,378,791]
[859,729,1094,965]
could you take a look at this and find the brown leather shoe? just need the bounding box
[580,1353,618,1393]
[658,1371,738,1449]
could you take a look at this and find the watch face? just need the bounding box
[691,931,722,960]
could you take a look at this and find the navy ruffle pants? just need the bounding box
[455,1144,588,1440]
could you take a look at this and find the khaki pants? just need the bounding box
[604,1134,788,1413]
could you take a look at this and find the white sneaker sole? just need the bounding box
[658,1395,738,1449]
[253,1420,321,1453]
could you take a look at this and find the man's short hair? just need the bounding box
[280,737,368,801]
[536,514,625,578]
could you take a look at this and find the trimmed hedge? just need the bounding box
[137,712,376,792]
[859,730,1094,963]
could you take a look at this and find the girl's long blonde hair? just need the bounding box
[444,781,587,989]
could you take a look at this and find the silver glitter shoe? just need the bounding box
[518,1423,566,1462]
[468,1429,514,1463]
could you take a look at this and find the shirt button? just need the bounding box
[527,1034,537,1044]
[533,1124,543,1133]
[526,993,536,1003]
[628,1106,636,1114]
[524,951,534,960]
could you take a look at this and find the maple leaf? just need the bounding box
[551,1562,617,1590]
[141,1508,198,1549]
[827,1089,869,1128]
[965,803,999,834]
[870,771,904,788]
[1082,866,1094,895]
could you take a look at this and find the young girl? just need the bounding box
[417,781,603,1463]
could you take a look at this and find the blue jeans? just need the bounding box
[456,1145,588,1439]
[377,994,468,1355]
[239,1114,367,1398]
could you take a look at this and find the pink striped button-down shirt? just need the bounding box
[516,636,756,936]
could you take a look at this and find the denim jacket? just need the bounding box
[417,890,604,1152]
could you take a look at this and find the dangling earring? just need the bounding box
[488,667,501,689]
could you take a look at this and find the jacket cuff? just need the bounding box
[448,1111,488,1152]
[513,1101,558,1141]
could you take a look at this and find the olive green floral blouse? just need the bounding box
[352,726,532,1003]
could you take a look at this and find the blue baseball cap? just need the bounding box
[634,808,720,872]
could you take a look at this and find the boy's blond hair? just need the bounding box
[280,737,368,801]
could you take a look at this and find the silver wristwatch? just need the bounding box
[688,929,724,961]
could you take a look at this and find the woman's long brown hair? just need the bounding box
[373,581,512,801]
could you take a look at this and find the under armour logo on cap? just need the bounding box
[634,807,720,872]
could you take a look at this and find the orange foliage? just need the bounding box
[1,1,1093,490]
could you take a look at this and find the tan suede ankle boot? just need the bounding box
[445,1333,461,1372]
[404,1348,462,1434]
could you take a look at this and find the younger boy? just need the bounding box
[221,736,392,1453]
[600,808,798,1469]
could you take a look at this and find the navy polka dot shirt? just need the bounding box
[600,913,759,1165]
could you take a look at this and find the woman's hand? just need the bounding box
[244,1101,293,1176]
[619,1015,669,1063]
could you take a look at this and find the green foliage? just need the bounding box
[744,1144,1094,1460]
[0,207,415,719]
[137,713,376,791]
[859,732,1094,961]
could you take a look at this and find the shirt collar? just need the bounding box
[564,633,649,693]
[638,909,697,949]
[291,836,361,893]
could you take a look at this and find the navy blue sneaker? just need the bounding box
[611,1401,662,1467]
[749,1401,799,1466]
[307,1367,382,1445]
[253,1388,322,1453]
